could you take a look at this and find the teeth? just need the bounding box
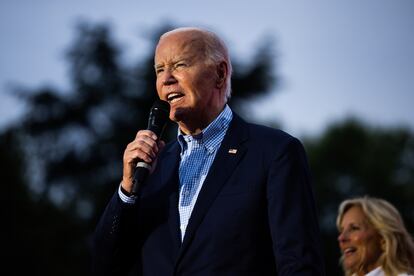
[344,248,355,254]
[167,92,183,102]
[167,93,178,100]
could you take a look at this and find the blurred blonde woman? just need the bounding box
[337,196,414,276]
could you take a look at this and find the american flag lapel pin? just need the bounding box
[228,148,237,154]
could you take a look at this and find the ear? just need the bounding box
[215,61,228,89]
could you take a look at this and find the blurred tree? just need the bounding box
[5,20,414,276]
[6,21,276,275]
[304,118,414,275]
[2,128,89,276]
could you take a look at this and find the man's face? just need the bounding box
[154,31,225,134]
[338,206,383,274]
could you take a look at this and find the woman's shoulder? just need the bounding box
[364,266,414,276]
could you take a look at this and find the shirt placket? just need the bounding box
[180,138,204,207]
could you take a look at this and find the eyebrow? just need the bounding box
[154,58,190,70]
[154,64,163,70]
[342,222,364,230]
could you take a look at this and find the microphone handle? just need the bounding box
[131,161,151,195]
[130,99,170,196]
[131,126,163,195]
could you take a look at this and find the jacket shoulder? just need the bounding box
[232,114,307,161]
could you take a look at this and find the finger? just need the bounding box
[126,144,154,163]
[135,129,157,140]
[124,139,155,161]
[128,138,159,159]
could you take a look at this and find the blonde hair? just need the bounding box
[337,196,414,276]
[159,27,233,101]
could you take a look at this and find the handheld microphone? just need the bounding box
[132,99,170,195]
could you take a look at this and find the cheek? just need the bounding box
[190,68,216,90]
[364,238,382,258]
[193,78,216,101]
[155,79,162,96]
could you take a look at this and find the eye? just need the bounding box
[339,224,361,235]
[155,68,164,75]
[175,62,187,69]
[348,224,360,232]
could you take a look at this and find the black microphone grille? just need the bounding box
[151,99,170,113]
[147,99,170,135]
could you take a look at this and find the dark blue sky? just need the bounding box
[1,0,413,136]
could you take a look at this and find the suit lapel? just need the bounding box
[175,114,249,264]
[160,142,182,253]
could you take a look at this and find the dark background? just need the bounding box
[3,22,414,275]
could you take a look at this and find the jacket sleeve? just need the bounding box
[91,191,141,276]
[267,137,326,275]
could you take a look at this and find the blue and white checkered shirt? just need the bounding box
[118,105,233,241]
[177,105,232,240]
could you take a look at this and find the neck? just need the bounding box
[179,125,203,136]
[178,104,226,136]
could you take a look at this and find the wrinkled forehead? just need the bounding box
[155,31,208,61]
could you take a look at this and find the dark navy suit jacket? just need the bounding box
[92,114,325,275]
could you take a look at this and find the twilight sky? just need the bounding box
[1,0,413,136]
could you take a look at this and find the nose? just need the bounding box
[338,230,348,244]
[161,69,177,86]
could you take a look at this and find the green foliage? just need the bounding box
[304,118,414,274]
[5,20,413,276]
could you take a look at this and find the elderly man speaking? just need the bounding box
[92,27,325,276]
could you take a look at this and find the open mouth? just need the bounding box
[167,92,184,104]
[343,247,356,257]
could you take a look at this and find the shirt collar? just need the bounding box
[357,266,383,276]
[177,105,233,153]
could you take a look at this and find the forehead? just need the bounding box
[155,31,207,62]
[342,206,367,225]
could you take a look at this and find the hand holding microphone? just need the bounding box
[122,100,170,195]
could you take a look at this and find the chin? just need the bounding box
[171,107,193,122]
[342,256,358,272]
